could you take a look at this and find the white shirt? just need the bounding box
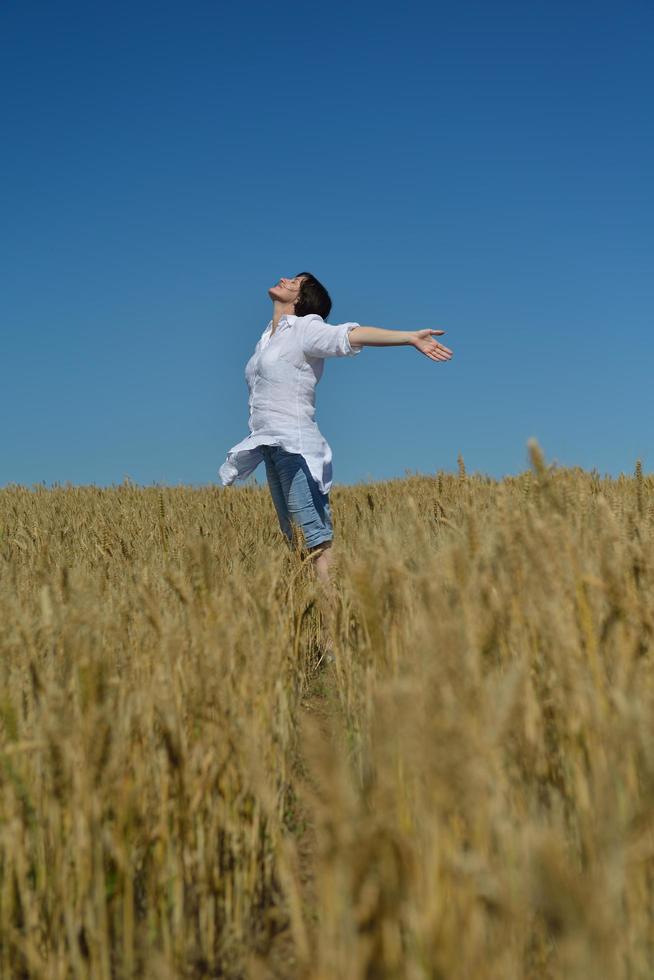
[219,313,363,495]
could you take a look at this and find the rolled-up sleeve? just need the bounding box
[300,315,364,359]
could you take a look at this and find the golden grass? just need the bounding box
[1,442,653,978]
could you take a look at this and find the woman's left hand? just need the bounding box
[410,329,453,362]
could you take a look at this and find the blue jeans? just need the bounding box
[261,445,334,550]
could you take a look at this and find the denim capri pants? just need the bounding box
[261,444,334,550]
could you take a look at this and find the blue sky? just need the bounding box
[2,1,652,488]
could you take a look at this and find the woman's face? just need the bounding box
[268,275,306,308]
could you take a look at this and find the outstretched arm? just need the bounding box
[348,326,453,362]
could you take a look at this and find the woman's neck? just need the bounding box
[271,300,295,333]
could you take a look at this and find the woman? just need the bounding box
[219,272,453,657]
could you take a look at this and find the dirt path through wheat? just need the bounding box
[254,665,340,980]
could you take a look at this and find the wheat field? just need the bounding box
[0,441,653,979]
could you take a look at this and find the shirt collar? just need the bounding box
[267,314,297,332]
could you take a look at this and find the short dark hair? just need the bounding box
[294,271,332,319]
